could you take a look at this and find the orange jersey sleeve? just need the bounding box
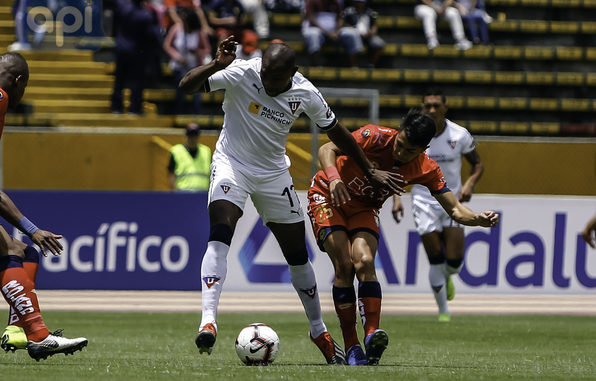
[0,88,9,139]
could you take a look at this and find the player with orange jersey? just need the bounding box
[307,108,499,366]
[0,52,88,360]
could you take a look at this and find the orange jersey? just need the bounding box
[311,124,448,210]
[0,89,8,139]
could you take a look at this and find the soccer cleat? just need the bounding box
[27,332,88,361]
[310,331,346,365]
[446,275,455,301]
[438,313,451,322]
[364,329,388,365]
[346,344,368,366]
[195,323,217,355]
[1,325,27,352]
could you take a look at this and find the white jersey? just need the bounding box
[411,119,475,204]
[207,58,337,174]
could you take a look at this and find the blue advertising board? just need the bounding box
[1,191,209,290]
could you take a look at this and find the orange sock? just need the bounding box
[1,260,49,342]
[332,285,360,350]
[8,247,39,327]
[357,281,382,337]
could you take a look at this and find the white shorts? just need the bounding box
[412,197,462,236]
[208,154,304,225]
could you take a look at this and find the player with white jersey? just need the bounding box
[179,37,405,363]
[392,90,484,321]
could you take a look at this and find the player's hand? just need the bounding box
[392,196,404,223]
[367,168,407,195]
[31,229,63,256]
[459,183,473,203]
[329,179,351,207]
[214,36,238,69]
[477,211,499,228]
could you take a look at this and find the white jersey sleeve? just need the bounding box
[303,86,337,130]
[207,59,250,92]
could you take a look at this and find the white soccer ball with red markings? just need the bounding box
[234,323,280,365]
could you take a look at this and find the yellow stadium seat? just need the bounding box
[530,123,560,135]
[525,72,555,85]
[550,21,579,34]
[490,20,519,32]
[404,69,430,82]
[524,46,554,60]
[432,70,462,82]
[524,0,548,5]
[529,98,558,111]
[466,97,497,109]
[560,99,591,111]
[463,46,491,59]
[498,98,527,109]
[464,71,492,83]
[401,44,430,57]
[467,121,498,134]
[494,46,522,59]
[494,72,523,84]
[586,48,596,60]
[500,122,529,134]
[551,0,580,6]
[556,47,583,60]
[447,96,465,108]
[371,69,401,81]
[556,72,584,86]
[586,73,596,86]
[581,22,596,33]
[403,95,420,108]
[520,20,548,33]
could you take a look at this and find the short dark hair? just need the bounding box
[422,89,446,104]
[0,52,29,80]
[400,108,436,147]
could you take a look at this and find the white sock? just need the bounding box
[199,241,230,331]
[289,262,327,338]
[429,263,449,314]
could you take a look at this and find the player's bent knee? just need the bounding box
[283,248,308,266]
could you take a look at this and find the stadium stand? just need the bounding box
[0,0,594,136]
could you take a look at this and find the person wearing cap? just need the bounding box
[168,123,212,191]
[235,30,263,60]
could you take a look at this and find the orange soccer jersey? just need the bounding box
[307,124,448,249]
[0,88,9,139]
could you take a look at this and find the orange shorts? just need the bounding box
[307,175,380,251]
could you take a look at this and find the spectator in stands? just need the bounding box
[164,7,212,114]
[582,213,596,249]
[111,0,162,115]
[454,0,490,45]
[8,0,55,51]
[302,0,360,67]
[163,0,213,37]
[414,0,472,51]
[238,0,270,39]
[235,30,263,59]
[206,0,247,45]
[168,122,212,191]
[342,0,385,68]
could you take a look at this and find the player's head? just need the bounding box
[185,122,200,145]
[0,52,29,107]
[260,43,297,97]
[421,89,447,126]
[394,108,436,164]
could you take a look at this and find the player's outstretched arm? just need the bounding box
[179,36,238,94]
[435,191,499,228]
[582,213,596,249]
[0,191,63,256]
[326,122,406,195]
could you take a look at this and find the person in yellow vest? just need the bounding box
[168,122,212,191]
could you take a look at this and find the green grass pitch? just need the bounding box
[0,311,594,380]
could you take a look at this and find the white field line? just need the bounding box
[6,291,596,315]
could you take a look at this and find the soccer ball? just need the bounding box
[234,323,280,365]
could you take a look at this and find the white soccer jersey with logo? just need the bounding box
[207,58,336,174]
[411,119,475,203]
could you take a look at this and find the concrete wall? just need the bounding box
[3,129,595,195]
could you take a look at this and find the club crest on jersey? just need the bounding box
[249,101,262,114]
[220,185,231,194]
[361,129,371,138]
[300,285,317,299]
[318,229,326,242]
[203,276,220,288]
[447,140,457,149]
[288,96,301,114]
